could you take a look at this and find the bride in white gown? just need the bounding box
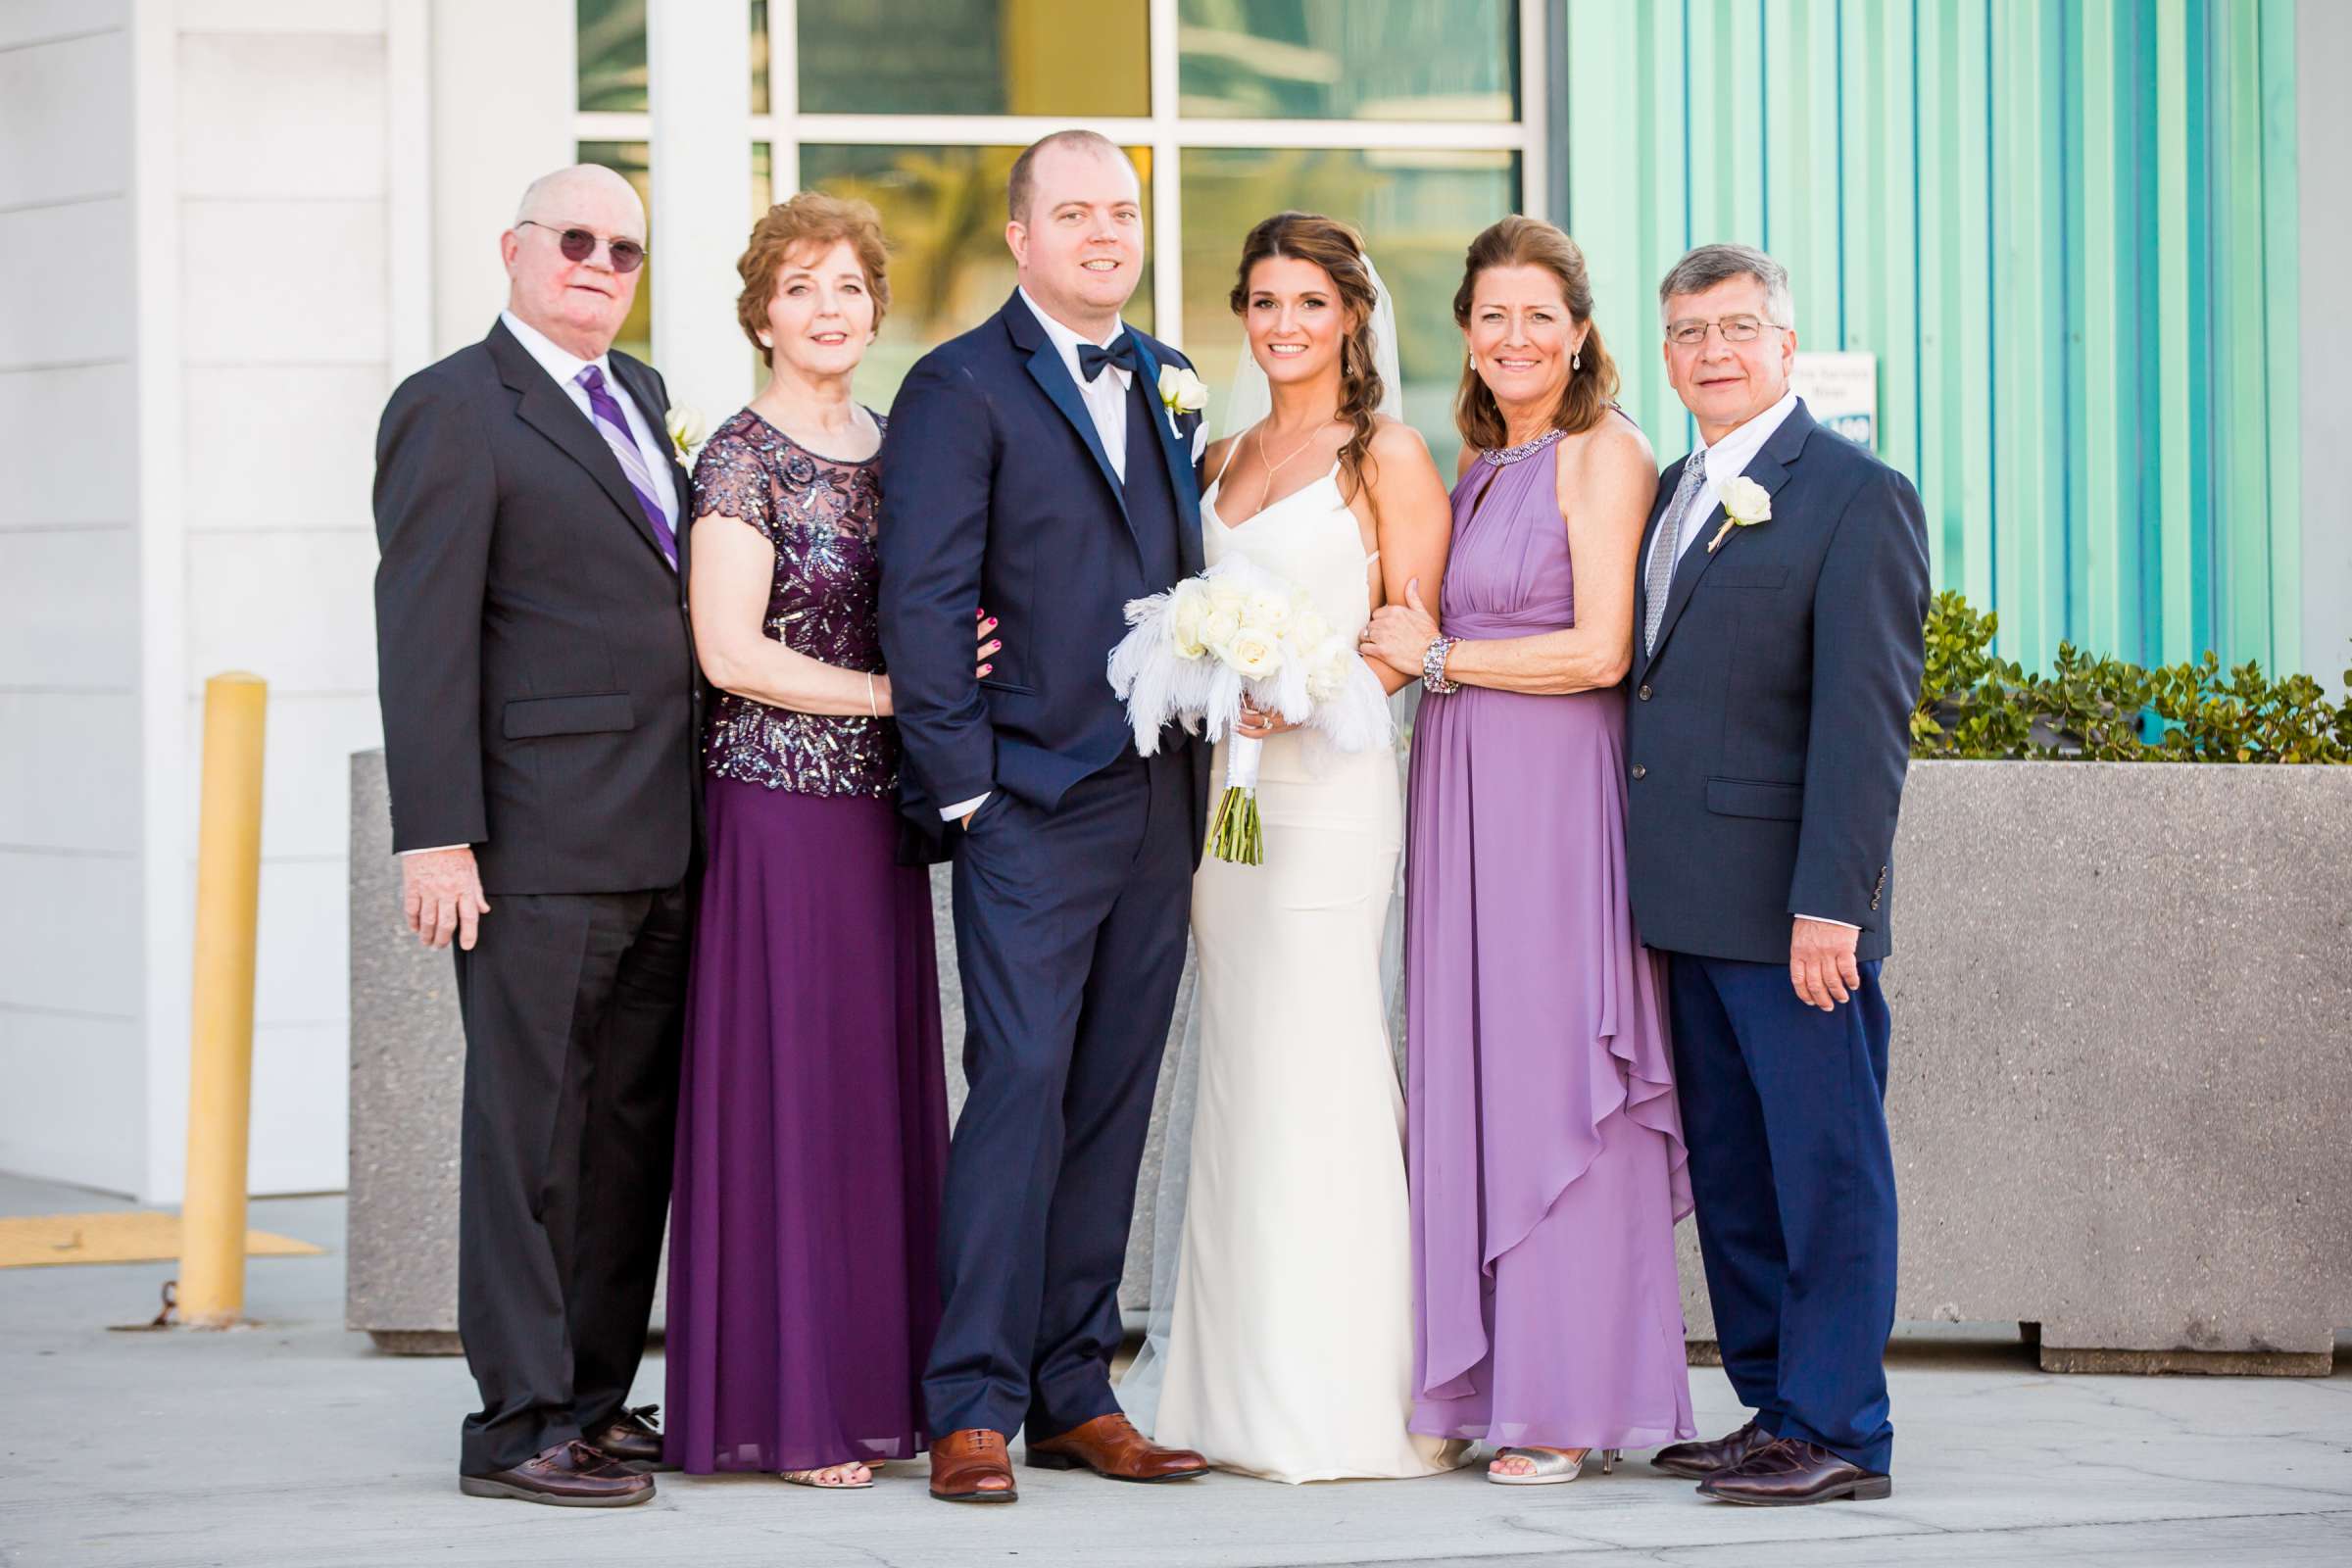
[1119,214,1466,1483]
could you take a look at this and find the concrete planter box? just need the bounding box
[1677,759,2351,1374]
[348,754,2352,1372]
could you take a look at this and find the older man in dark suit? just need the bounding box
[373,164,699,1507]
[1625,244,1931,1507]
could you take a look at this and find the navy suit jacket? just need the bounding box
[877,291,1209,842]
[1623,399,1932,964]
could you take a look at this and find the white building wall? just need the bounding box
[1,0,569,1200]
[163,2,406,1197]
[0,2,146,1193]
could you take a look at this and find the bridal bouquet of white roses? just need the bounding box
[1107,555,1393,864]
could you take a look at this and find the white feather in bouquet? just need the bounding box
[1107,555,1394,863]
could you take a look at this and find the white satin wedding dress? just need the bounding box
[1143,456,1465,1484]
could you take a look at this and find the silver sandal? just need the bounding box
[1486,1446,1620,1486]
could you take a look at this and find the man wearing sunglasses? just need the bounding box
[373,163,700,1508]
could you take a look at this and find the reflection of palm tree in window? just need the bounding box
[815,150,1013,344]
[811,145,1152,347]
[892,151,1004,334]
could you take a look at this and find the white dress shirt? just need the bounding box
[401,315,679,858]
[498,309,679,534]
[1644,388,1856,934]
[1645,386,1799,581]
[1018,285,1132,482]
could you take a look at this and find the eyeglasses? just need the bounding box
[516,220,648,273]
[1665,315,1786,347]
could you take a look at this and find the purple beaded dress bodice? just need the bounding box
[691,407,896,798]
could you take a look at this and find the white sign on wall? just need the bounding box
[1791,351,1879,450]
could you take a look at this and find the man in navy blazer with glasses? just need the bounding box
[878,129,1213,1505]
[1625,244,1931,1508]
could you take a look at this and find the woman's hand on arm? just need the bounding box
[1359,578,1441,685]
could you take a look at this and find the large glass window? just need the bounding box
[797,0,1149,117]
[577,0,648,114]
[1177,0,1518,122]
[577,0,1538,463]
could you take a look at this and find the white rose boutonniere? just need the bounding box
[663,405,708,465]
[1707,475,1772,553]
[1157,366,1208,431]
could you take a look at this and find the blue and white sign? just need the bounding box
[1791,352,1878,450]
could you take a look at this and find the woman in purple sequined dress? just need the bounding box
[663,196,988,1490]
[1365,218,1694,1486]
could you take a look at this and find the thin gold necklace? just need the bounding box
[1253,417,1337,513]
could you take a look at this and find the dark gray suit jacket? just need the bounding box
[1623,399,1932,964]
[372,320,702,895]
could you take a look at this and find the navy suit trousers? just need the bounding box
[923,747,1195,1440]
[1666,953,1898,1474]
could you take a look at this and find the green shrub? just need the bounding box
[1911,592,2352,762]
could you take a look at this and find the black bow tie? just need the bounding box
[1078,334,1141,382]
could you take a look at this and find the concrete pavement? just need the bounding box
[3,1174,2347,1567]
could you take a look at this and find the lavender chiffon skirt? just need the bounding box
[1406,683,1696,1450]
[662,777,948,1473]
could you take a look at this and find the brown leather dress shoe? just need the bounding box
[1025,1412,1208,1483]
[459,1440,656,1507]
[1697,1438,1891,1505]
[1649,1420,1776,1479]
[930,1428,1018,1503]
[585,1402,678,1472]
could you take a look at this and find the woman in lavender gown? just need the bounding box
[662,195,991,1490]
[1362,216,1695,1484]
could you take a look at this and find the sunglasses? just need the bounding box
[516,220,648,273]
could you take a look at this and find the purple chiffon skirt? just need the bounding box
[662,777,948,1473]
[1406,681,1696,1450]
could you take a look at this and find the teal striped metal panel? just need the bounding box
[1559,0,2303,673]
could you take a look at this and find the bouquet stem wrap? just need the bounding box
[1207,732,1264,864]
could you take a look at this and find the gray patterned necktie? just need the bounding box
[1642,446,1707,655]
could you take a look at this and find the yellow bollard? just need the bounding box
[178,671,268,1328]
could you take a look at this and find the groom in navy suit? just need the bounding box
[878,130,1213,1504]
[1625,245,1931,1506]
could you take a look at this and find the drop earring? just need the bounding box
[760,335,772,349]
[1571,350,1582,371]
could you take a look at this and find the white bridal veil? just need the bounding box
[1121,246,1420,1431]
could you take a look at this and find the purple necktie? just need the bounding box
[576,365,678,567]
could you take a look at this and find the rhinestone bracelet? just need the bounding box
[1422,636,1461,695]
